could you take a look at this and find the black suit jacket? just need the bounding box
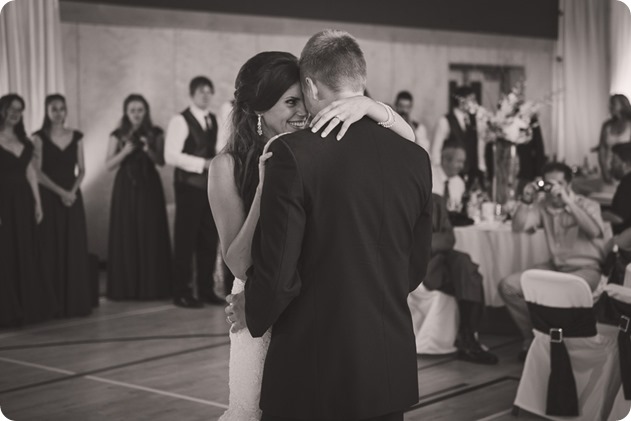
[245,118,433,420]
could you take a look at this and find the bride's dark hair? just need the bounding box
[226,51,300,211]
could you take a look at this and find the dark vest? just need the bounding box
[174,108,218,189]
[445,111,479,175]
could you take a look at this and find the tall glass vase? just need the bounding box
[492,138,520,205]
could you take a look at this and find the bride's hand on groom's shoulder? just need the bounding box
[309,95,372,141]
[257,137,277,190]
[225,292,247,334]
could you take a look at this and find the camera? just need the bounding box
[535,180,553,193]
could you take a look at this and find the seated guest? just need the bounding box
[394,90,430,151]
[603,142,631,234]
[432,139,466,213]
[416,194,498,364]
[499,162,609,360]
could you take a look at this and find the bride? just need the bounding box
[207,51,415,420]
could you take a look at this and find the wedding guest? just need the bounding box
[394,90,430,151]
[598,94,631,183]
[432,85,485,187]
[432,139,466,213]
[604,142,631,234]
[0,94,57,326]
[410,194,499,364]
[165,76,229,308]
[32,94,91,317]
[499,162,609,360]
[105,94,172,300]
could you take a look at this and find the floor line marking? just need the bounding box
[0,342,230,395]
[0,305,175,340]
[416,383,469,401]
[0,333,229,351]
[405,376,518,412]
[85,376,229,409]
[0,357,76,375]
[0,356,229,409]
[474,408,513,421]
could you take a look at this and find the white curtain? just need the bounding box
[611,0,631,97]
[555,0,611,165]
[0,0,65,132]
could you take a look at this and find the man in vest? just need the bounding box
[165,76,229,308]
[431,85,485,188]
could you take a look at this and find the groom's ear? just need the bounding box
[305,77,319,101]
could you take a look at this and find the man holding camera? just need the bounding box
[498,162,610,360]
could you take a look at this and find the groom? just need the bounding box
[231,30,433,421]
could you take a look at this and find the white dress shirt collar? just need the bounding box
[431,164,448,195]
[453,108,469,130]
[190,104,209,128]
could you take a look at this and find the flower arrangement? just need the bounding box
[476,82,545,144]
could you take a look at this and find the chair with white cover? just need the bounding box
[407,283,459,354]
[514,269,620,420]
[598,284,631,421]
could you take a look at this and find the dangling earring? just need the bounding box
[256,114,263,136]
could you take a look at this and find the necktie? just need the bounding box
[463,114,471,131]
[444,178,451,206]
[204,114,213,131]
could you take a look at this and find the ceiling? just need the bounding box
[61,0,560,39]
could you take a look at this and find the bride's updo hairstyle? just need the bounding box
[226,51,300,212]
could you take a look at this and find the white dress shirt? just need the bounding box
[431,164,466,212]
[165,105,213,174]
[431,108,486,172]
[414,123,430,153]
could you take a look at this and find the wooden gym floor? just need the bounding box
[0,284,545,421]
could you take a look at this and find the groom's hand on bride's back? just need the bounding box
[225,292,247,333]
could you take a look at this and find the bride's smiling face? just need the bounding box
[261,83,308,137]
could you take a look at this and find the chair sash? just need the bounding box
[527,303,598,416]
[598,293,631,400]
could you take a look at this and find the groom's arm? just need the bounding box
[409,160,433,292]
[244,139,306,338]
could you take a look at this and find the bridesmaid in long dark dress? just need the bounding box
[105,94,172,300]
[32,94,92,317]
[0,94,57,327]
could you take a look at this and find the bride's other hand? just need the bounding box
[310,95,373,141]
[225,292,247,333]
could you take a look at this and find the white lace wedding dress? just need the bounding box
[218,278,271,421]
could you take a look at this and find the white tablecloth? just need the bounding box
[454,222,551,307]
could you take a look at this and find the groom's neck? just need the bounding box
[331,88,364,101]
[317,88,364,112]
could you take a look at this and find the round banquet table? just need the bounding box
[454,222,551,307]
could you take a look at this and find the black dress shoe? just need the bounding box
[455,332,499,365]
[173,296,204,309]
[201,293,226,306]
[457,346,499,365]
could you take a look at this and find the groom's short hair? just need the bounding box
[299,30,367,93]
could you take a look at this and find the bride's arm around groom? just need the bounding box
[243,137,305,338]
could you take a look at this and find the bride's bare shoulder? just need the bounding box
[209,153,235,179]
